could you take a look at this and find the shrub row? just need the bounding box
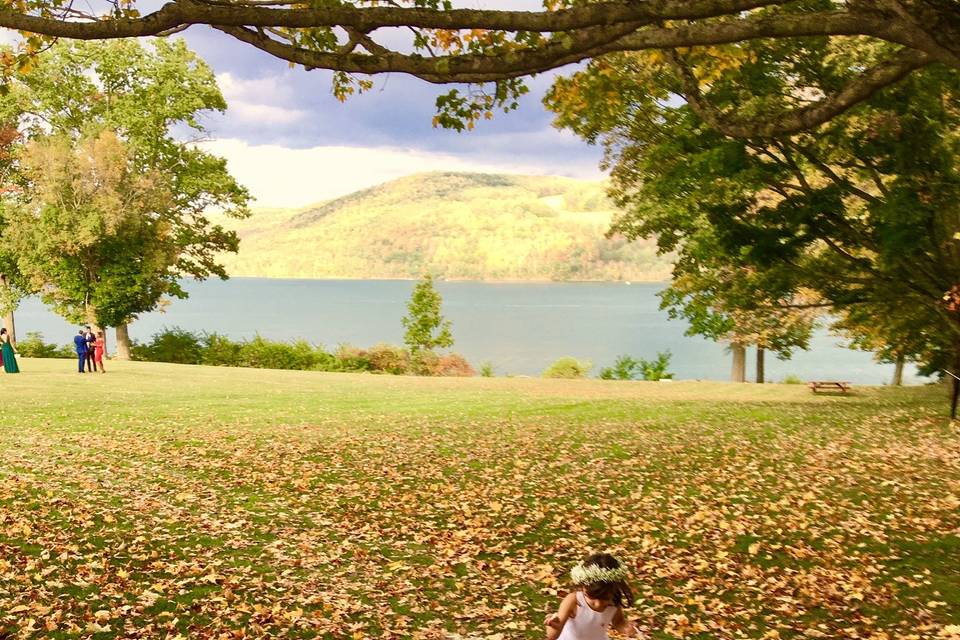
[543,352,675,380]
[16,332,75,359]
[13,328,475,376]
[17,332,812,382]
[129,327,476,376]
[598,352,674,381]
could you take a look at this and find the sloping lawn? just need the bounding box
[0,359,956,639]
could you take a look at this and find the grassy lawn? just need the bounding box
[0,359,957,639]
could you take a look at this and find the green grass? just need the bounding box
[0,359,956,639]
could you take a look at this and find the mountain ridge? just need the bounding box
[216,171,673,282]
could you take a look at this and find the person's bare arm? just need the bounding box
[612,608,641,637]
[544,591,578,640]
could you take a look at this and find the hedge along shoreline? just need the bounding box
[19,327,476,377]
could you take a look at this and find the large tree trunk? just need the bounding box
[952,375,959,421]
[84,304,98,330]
[892,354,905,386]
[756,346,765,384]
[0,273,15,347]
[2,310,15,349]
[115,323,132,360]
[952,342,960,421]
[730,342,746,383]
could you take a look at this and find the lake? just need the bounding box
[16,278,923,384]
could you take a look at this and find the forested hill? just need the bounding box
[216,172,672,282]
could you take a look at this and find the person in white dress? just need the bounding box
[545,553,641,640]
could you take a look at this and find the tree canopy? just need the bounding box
[545,34,959,388]
[0,1,957,134]
[5,130,176,326]
[0,40,249,329]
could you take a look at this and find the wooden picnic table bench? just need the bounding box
[808,381,851,394]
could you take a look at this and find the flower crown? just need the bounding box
[570,560,629,585]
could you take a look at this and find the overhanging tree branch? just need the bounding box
[0,0,954,137]
[211,12,903,83]
[215,20,650,82]
[0,0,794,39]
[0,1,954,69]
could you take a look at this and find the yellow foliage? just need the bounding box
[214,172,670,282]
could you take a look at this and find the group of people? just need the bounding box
[0,328,18,374]
[74,326,106,373]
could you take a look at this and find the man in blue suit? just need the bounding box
[74,328,87,373]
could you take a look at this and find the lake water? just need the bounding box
[16,278,923,384]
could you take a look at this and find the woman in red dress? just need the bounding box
[94,331,106,373]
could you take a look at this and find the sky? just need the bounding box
[151,1,607,208]
[0,2,607,207]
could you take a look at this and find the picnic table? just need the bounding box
[808,381,851,394]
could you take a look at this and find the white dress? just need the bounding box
[557,591,617,640]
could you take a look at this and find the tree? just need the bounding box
[834,295,952,386]
[546,37,959,411]
[0,40,249,355]
[661,265,819,383]
[655,180,823,384]
[0,266,27,347]
[402,274,453,358]
[4,130,174,328]
[0,2,956,136]
[835,314,909,386]
[0,120,24,345]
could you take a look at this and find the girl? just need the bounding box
[0,328,18,374]
[545,553,640,640]
[94,331,106,373]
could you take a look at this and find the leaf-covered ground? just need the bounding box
[0,360,957,639]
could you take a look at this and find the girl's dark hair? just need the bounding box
[581,553,634,608]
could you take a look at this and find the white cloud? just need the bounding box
[197,138,604,209]
[227,102,307,125]
[217,72,294,101]
[216,72,307,125]
[0,29,21,47]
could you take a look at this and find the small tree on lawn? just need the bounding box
[402,274,453,362]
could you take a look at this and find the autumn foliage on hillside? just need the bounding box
[215,173,670,282]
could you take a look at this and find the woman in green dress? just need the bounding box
[1,328,18,373]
